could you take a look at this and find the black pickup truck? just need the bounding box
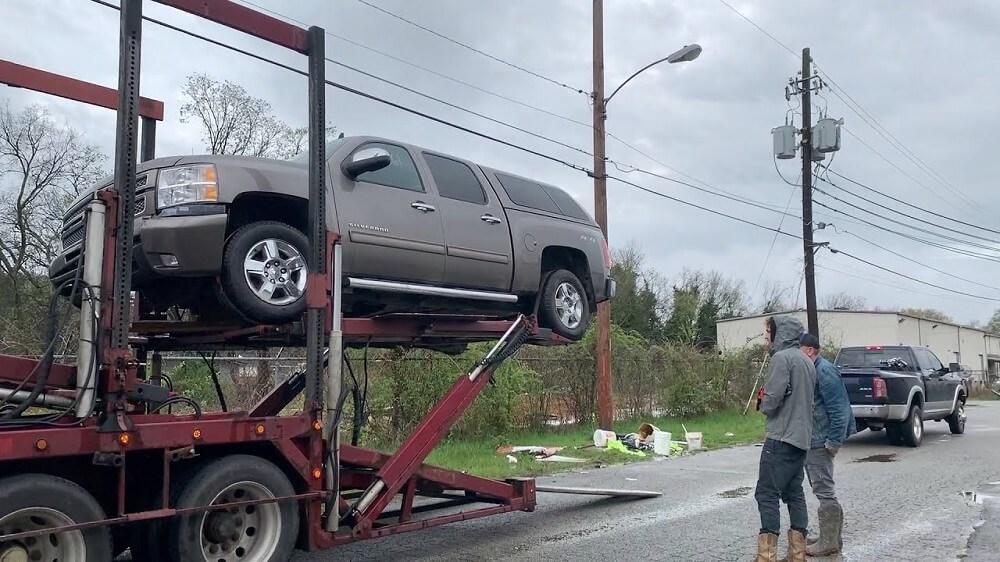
[833,345,968,447]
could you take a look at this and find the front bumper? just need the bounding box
[48,207,228,288]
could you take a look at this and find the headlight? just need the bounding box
[156,164,219,209]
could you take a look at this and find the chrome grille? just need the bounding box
[135,195,146,216]
[60,188,148,251]
[62,227,85,249]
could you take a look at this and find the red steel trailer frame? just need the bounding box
[0,1,617,559]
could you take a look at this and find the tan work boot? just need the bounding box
[756,532,779,562]
[785,528,806,562]
[807,504,843,556]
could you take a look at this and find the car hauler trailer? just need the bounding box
[0,1,654,560]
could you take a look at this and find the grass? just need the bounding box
[408,409,766,480]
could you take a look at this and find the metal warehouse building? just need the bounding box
[717,309,1000,380]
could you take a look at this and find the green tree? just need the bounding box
[665,285,699,344]
[695,296,720,350]
[608,241,664,340]
[987,309,1000,334]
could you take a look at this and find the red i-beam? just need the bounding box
[0,59,165,161]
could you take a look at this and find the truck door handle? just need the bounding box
[411,201,436,213]
[480,214,502,224]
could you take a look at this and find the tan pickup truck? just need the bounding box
[49,135,615,340]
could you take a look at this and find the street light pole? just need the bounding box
[591,0,700,430]
[591,0,613,431]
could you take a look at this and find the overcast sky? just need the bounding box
[4,0,1000,325]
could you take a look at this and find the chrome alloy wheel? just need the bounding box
[554,282,584,330]
[242,239,308,306]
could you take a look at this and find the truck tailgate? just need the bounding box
[840,370,877,404]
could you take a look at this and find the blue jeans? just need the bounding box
[755,438,808,535]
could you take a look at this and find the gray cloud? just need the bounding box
[3,0,998,324]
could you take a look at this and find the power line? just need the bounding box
[752,181,801,299]
[830,248,1000,302]
[85,0,592,176]
[351,0,587,95]
[816,68,982,211]
[812,185,1000,250]
[326,57,592,158]
[812,199,1000,263]
[233,0,594,130]
[815,263,951,300]
[716,0,986,218]
[834,229,1000,293]
[607,175,801,239]
[816,176,1000,243]
[826,169,1000,235]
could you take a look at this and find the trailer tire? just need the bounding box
[167,454,299,562]
[0,473,113,562]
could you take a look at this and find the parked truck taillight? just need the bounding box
[601,239,612,269]
[873,376,887,400]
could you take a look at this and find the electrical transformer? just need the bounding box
[772,124,797,159]
[813,117,843,153]
[811,147,826,162]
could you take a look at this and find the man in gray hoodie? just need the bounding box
[754,315,816,562]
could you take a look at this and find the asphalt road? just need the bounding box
[297,400,1000,562]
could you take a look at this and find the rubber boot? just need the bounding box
[755,532,779,562]
[806,505,842,557]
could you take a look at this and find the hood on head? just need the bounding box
[769,315,805,353]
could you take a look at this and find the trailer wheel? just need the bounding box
[0,474,112,562]
[167,455,299,562]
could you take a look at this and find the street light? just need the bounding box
[591,9,701,431]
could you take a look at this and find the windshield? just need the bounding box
[836,348,912,370]
[287,138,346,163]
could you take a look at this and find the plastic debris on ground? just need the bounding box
[591,421,700,458]
[496,445,585,463]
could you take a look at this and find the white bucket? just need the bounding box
[593,429,616,448]
[686,432,703,451]
[652,430,672,456]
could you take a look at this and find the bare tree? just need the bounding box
[180,73,335,159]
[758,280,794,314]
[0,101,106,294]
[823,292,868,310]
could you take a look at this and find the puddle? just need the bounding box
[853,453,898,463]
[718,486,753,498]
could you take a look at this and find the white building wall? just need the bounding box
[718,310,1000,373]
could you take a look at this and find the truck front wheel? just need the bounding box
[221,221,310,325]
[166,454,299,562]
[0,474,113,562]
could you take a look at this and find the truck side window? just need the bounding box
[423,153,487,204]
[352,143,423,192]
[494,173,561,214]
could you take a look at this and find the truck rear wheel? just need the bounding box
[166,454,299,562]
[539,269,590,340]
[0,474,112,562]
[899,403,924,447]
[221,221,310,325]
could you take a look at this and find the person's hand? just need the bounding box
[825,445,839,457]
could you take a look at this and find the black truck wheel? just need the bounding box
[899,403,924,447]
[166,454,299,562]
[539,269,590,340]
[221,221,310,325]
[947,397,967,434]
[0,474,113,562]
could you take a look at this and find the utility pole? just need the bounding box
[592,0,614,431]
[800,47,818,337]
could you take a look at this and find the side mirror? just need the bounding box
[342,147,391,180]
[949,362,961,372]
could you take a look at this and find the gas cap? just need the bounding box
[523,233,538,252]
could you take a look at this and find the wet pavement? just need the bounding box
[298,400,1000,562]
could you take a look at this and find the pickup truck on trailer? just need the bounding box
[834,345,968,447]
[48,135,615,341]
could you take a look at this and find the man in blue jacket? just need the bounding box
[798,333,856,557]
